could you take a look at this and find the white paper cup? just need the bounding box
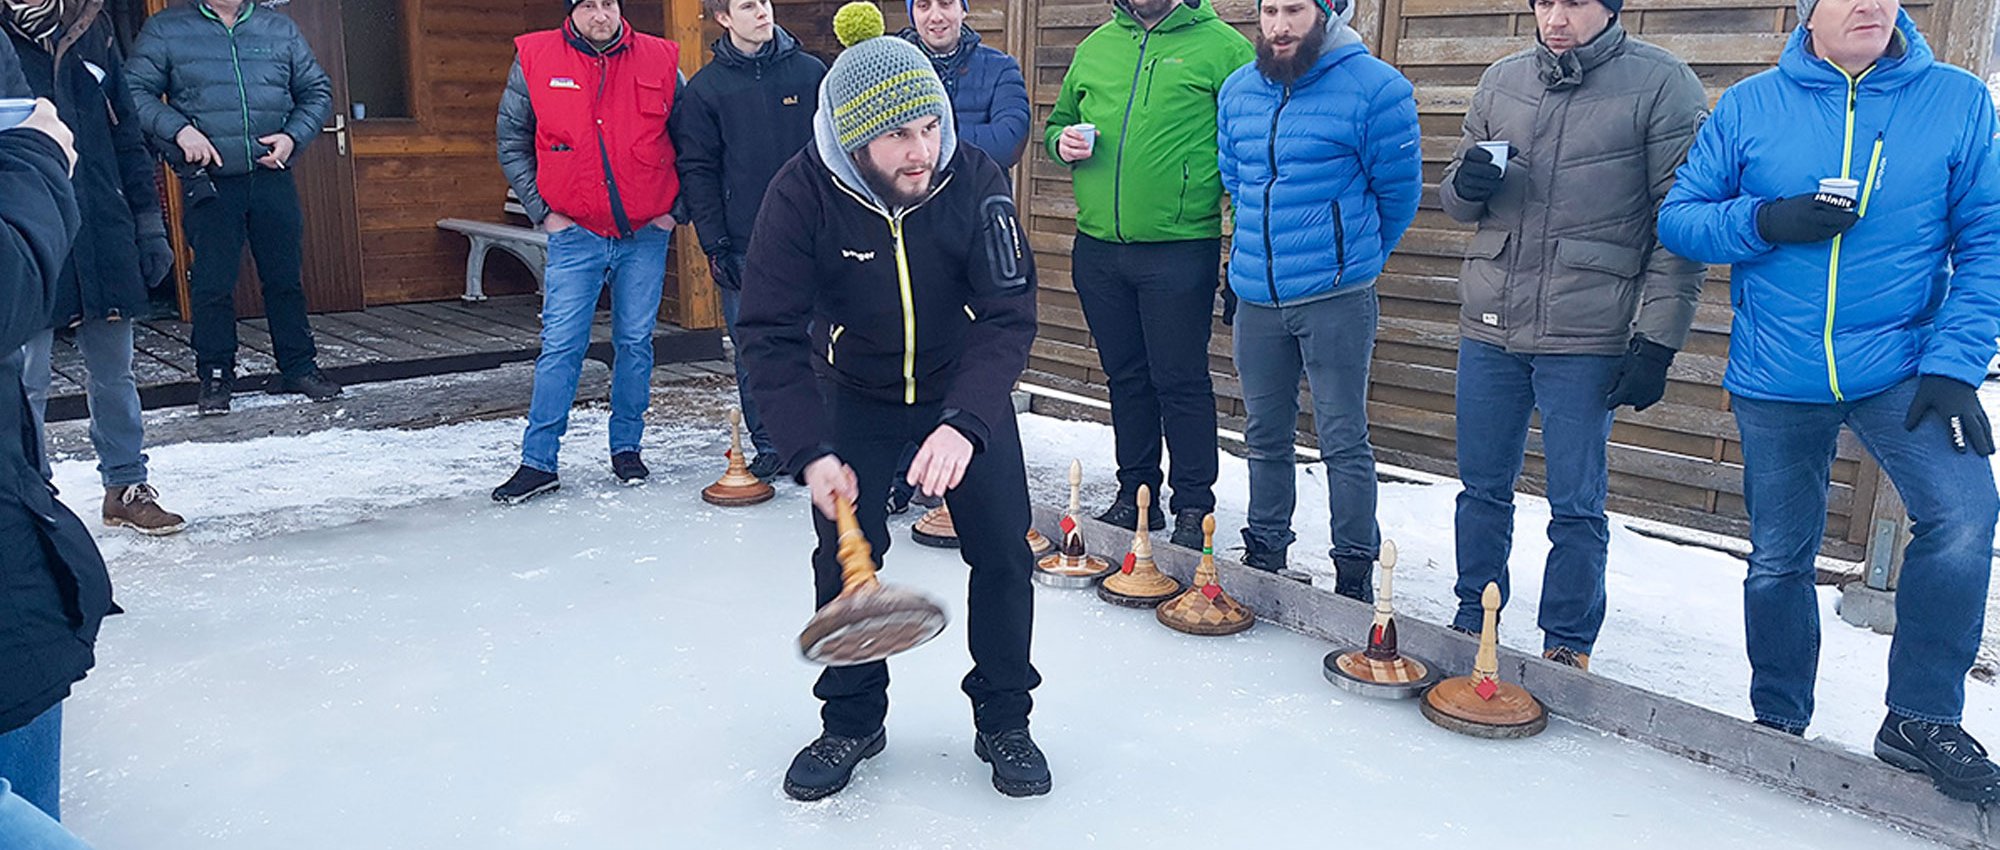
[1818,177,1860,201]
[1478,140,1511,176]
[1073,123,1097,154]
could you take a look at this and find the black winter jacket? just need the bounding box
[0,94,117,737]
[125,1,333,177]
[11,19,169,324]
[737,142,1036,477]
[669,27,824,261]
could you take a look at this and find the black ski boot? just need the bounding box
[197,366,232,416]
[1095,498,1165,532]
[1875,713,2000,804]
[1332,557,1375,603]
[973,728,1051,798]
[491,465,559,505]
[612,451,648,485]
[784,728,885,801]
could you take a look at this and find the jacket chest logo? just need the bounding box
[782,95,799,106]
[549,77,582,90]
[841,248,876,263]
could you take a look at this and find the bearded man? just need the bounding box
[734,23,1045,801]
[1214,0,1419,594]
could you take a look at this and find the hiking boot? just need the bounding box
[745,451,785,481]
[1096,499,1165,532]
[1241,531,1288,573]
[612,451,648,485]
[1875,713,2000,804]
[268,369,343,402]
[1332,557,1375,603]
[491,465,560,505]
[973,727,1052,798]
[197,367,232,416]
[1168,509,1210,550]
[783,728,885,801]
[102,484,185,536]
[887,481,915,515]
[1543,646,1591,672]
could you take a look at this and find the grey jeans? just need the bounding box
[1231,287,1380,564]
[20,319,149,488]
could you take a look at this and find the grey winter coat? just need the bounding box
[125,1,333,178]
[1439,24,1707,354]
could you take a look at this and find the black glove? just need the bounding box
[1604,336,1676,411]
[137,232,175,288]
[1451,144,1506,203]
[1755,194,1859,245]
[1903,374,1994,455]
[707,251,741,291]
[1219,281,1238,326]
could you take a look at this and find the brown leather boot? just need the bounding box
[1544,646,1591,672]
[103,484,186,536]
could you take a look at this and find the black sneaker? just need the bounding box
[268,369,343,401]
[1168,509,1209,550]
[1096,500,1165,533]
[612,451,648,485]
[1241,531,1289,574]
[1332,557,1375,603]
[1875,713,2000,804]
[197,367,232,416]
[886,483,915,515]
[784,728,885,801]
[491,465,560,505]
[974,728,1052,798]
[745,451,785,481]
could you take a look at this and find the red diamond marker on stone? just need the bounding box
[1059,516,1077,536]
[1200,584,1221,600]
[1121,553,1136,574]
[1475,678,1499,701]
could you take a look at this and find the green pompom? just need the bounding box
[833,2,885,48]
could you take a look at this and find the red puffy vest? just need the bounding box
[515,23,681,238]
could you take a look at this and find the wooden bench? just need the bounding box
[438,191,548,302]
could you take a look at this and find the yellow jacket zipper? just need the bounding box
[827,171,953,405]
[1820,62,1877,402]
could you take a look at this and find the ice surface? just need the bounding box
[46,401,1943,848]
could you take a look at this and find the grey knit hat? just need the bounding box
[826,3,949,152]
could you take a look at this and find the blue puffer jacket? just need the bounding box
[1218,30,1421,306]
[899,26,1030,168]
[1658,12,2000,402]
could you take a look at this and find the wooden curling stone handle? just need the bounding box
[835,495,879,594]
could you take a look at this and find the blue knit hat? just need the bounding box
[1527,0,1622,11]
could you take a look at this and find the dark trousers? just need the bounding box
[1070,233,1220,514]
[185,169,318,377]
[811,386,1041,737]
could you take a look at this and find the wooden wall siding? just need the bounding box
[1019,0,1986,559]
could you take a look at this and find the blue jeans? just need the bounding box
[717,282,775,457]
[21,321,149,487]
[1733,377,1998,729]
[1452,338,1620,654]
[0,779,90,850]
[520,225,670,473]
[1232,288,1380,564]
[0,703,62,821]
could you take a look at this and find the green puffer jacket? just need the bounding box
[1044,0,1252,244]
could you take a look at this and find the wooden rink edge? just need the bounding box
[1029,504,1995,849]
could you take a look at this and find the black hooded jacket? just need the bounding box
[669,26,824,261]
[736,142,1037,477]
[10,15,168,324]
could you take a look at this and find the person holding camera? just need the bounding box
[126,0,341,415]
[0,76,118,847]
[7,0,185,535]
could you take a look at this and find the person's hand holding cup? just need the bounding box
[1058,123,1097,164]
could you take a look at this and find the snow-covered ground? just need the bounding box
[44,388,1944,848]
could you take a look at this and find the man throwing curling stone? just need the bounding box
[736,4,1046,801]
